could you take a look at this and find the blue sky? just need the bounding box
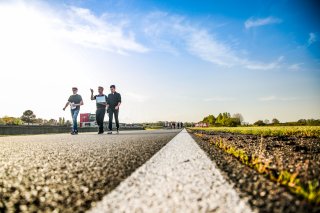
[0,0,319,123]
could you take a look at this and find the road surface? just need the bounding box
[0,130,179,212]
[0,129,253,213]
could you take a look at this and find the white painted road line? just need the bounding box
[88,129,254,213]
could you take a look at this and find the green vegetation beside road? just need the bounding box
[1,110,71,126]
[144,126,163,130]
[200,112,320,127]
[189,126,320,138]
[193,133,320,203]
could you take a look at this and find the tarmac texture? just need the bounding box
[90,129,254,213]
[0,130,179,212]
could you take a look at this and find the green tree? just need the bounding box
[47,119,57,125]
[1,116,23,125]
[2,116,14,125]
[225,118,240,127]
[12,118,23,125]
[297,119,307,125]
[215,113,223,125]
[0,118,4,125]
[306,119,320,126]
[34,118,44,125]
[65,120,72,127]
[21,110,36,125]
[254,120,265,126]
[203,115,216,125]
[58,117,65,126]
[272,118,280,124]
[233,113,244,124]
[220,112,231,126]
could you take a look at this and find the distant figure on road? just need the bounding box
[177,122,180,129]
[91,86,108,134]
[107,85,121,134]
[63,87,83,135]
[180,122,183,129]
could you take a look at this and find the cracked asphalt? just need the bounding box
[0,130,179,212]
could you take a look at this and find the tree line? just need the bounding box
[202,112,243,127]
[0,110,71,126]
[201,113,320,127]
[253,118,320,126]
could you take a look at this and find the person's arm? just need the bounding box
[74,96,84,106]
[90,89,95,100]
[115,94,121,110]
[63,102,70,111]
[79,100,84,106]
[101,95,109,106]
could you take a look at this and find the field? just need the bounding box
[190,126,320,138]
[188,126,320,212]
[144,126,163,130]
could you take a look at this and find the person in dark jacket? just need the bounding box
[107,85,121,134]
[91,86,108,134]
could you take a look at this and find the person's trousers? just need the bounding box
[96,108,106,133]
[71,109,80,132]
[108,109,119,131]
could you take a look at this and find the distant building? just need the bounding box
[195,122,209,127]
[80,113,143,129]
[80,113,97,127]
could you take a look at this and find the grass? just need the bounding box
[194,133,320,204]
[144,126,163,130]
[189,126,320,138]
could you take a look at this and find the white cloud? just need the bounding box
[245,56,284,70]
[244,16,282,29]
[186,30,242,67]
[143,12,283,70]
[0,2,148,55]
[308,32,317,46]
[289,63,303,71]
[58,7,148,54]
[258,96,297,101]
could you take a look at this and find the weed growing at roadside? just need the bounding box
[191,126,320,138]
[194,133,320,204]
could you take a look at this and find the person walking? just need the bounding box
[63,87,83,135]
[107,85,121,134]
[91,86,108,134]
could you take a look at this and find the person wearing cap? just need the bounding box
[107,85,121,134]
[63,87,83,135]
[90,86,108,134]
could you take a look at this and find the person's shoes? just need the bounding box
[74,131,78,135]
[98,131,104,134]
[71,131,76,135]
[107,131,112,134]
[116,129,119,134]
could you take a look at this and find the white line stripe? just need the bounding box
[88,129,254,213]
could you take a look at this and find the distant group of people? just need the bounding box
[63,85,121,135]
[170,122,183,129]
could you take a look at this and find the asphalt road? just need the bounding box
[0,130,180,212]
[90,130,253,213]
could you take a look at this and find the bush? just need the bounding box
[254,120,265,126]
